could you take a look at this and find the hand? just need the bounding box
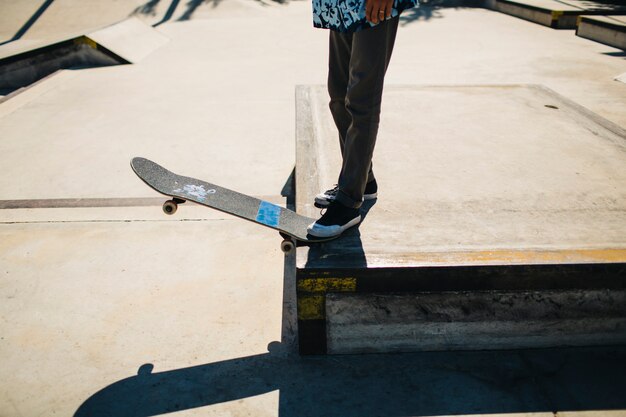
[366,0,394,24]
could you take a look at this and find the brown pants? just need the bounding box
[327,16,399,208]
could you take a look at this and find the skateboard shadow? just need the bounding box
[74,343,626,417]
[303,199,376,269]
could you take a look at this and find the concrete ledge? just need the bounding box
[494,0,626,29]
[294,84,626,354]
[327,290,626,353]
[0,17,168,92]
[577,15,626,50]
[296,262,626,354]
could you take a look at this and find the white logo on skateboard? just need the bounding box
[174,184,216,202]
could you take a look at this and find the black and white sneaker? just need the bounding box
[314,181,378,208]
[307,201,361,238]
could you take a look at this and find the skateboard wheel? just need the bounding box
[280,239,295,254]
[163,200,178,215]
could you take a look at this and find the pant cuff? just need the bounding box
[335,189,362,209]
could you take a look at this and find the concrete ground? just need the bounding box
[1,0,625,416]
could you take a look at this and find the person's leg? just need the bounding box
[328,28,376,183]
[308,17,400,238]
[315,18,399,207]
[327,29,352,154]
[334,15,399,209]
[328,31,376,183]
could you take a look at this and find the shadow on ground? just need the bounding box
[400,0,483,25]
[133,0,293,26]
[75,344,626,416]
[132,0,482,27]
[0,0,55,46]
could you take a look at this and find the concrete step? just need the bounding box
[326,290,626,354]
[577,15,626,50]
[294,84,626,355]
[493,0,626,29]
[0,17,168,93]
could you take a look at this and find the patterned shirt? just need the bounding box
[313,0,418,33]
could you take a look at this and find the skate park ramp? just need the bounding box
[0,17,169,94]
[0,0,270,94]
[295,84,626,355]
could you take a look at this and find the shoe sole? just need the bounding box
[307,215,362,238]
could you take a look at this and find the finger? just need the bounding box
[366,0,375,23]
[385,0,393,19]
[376,7,385,23]
[375,0,390,23]
[370,0,385,24]
[371,1,381,23]
[378,0,391,21]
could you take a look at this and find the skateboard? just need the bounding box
[131,157,336,253]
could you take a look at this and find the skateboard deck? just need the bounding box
[131,157,334,252]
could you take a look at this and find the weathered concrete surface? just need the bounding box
[326,290,626,354]
[0,219,285,416]
[394,6,626,128]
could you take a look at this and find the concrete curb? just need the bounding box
[327,289,626,353]
[577,15,626,50]
[494,0,626,29]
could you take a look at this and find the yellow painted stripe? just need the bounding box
[380,248,626,267]
[298,295,325,320]
[450,249,626,264]
[297,277,357,293]
[74,36,98,49]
